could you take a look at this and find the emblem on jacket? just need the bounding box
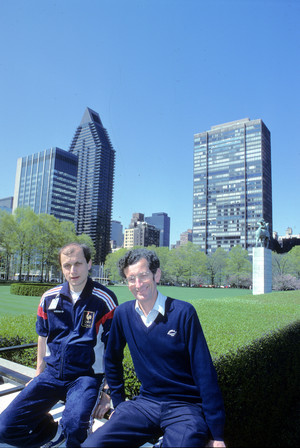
[81,311,95,328]
[167,329,177,337]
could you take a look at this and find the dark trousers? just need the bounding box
[0,369,103,448]
[82,396,210,448]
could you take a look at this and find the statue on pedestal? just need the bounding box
[255,219,270,248]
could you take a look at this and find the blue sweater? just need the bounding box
[105,297,225,440]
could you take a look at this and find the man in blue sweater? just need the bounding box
[83,248,226,448]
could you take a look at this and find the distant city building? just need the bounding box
[193,118,272,254]
[129,213,145,228]
[273,227,300,253]
[124,213,160,248]
[171,229,193,249]
[180,228,193,246]
[285,227,293,237]
[69,108,115,264]
[0,197,13,213]
[145,212,170,247]
[111,220,123,248]
[13,147,78,222]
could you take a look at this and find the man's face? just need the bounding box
[124,258,161,307]
[60,245,92,292]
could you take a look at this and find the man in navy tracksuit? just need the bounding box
[0,242,118,448]
[83,248,226,448]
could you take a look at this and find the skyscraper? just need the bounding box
[193,118,272,254]
[145,212,170,247]
[13,147,78,222]
[111,220,123,248]
[69,108,115,264]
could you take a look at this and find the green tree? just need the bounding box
[286,246,300,279]
[226,245,252,287]
[167,243,206,286]
[76,232,96,261]
[272,252,290,277]
[205,248,227,286]
[13,208,38,282]
[0,210,17,280]
[148,246,173,284]
[35,214,62,281]
[23,211,40,280]
[104,248,128,282]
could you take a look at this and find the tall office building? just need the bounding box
[69,108,115,264]
[0,197,13,213]
[193,118,272,254]
[145,212,170,247]
[13,147,78,222]
[111,220,123,248]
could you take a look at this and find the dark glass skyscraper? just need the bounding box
[145,212,170,247]
[193,118,272,254]
[69,108,115,264]
[13,147,78,222]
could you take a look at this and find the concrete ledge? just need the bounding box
[0,358,35,384]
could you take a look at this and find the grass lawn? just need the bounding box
[0,285,41,316]
[0,284,299,358]
[111,285,300,357]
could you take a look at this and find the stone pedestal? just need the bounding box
[252,247,272,295]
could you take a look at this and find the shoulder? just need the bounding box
[113,301,134,318]
[39,284,63,305]
[91,280,118,309]
[115,300,134,312]
[166,297,197,319]
[167,297,196,312]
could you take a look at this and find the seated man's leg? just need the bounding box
[0,371,62,448]
[60,375,103,447]
[161,401,210,448]
[82,396,162,448]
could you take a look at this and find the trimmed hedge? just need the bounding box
[0,336,37,368]
[215,321,300,446]
[10,283,56,297]
[122,321,300,447]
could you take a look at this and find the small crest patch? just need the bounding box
[167,329,177,337]
[81,311,95,328]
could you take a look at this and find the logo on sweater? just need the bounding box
[167,329,177,337]
[81,311,95,328]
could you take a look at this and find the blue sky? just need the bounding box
[0,0,299,245]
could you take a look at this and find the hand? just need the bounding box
[93,391,112,420]
[206,440,226,447]
[104,408,115,419]
[25,370,42,387]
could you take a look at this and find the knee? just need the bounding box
[0,418,14,443]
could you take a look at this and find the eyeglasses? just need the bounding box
[126,271,153,285]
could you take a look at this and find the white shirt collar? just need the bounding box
[135,290,167,326]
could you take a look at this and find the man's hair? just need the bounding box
[118,248,160,278]
[58,242,92,265]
